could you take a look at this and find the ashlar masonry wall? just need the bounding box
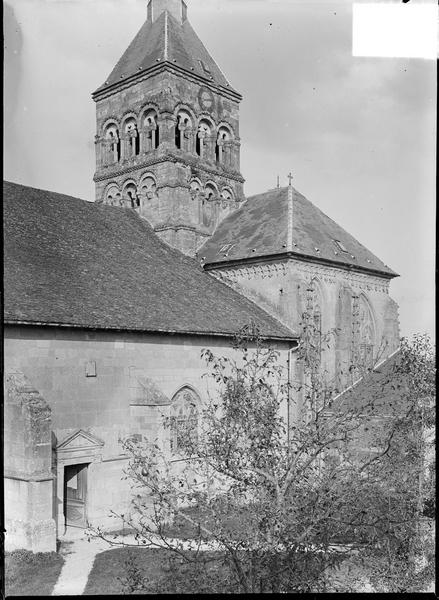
[4,325,292,545]
[212,258,400,385]
[94,68,244,256]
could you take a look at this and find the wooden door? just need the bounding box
[64,463,88,528]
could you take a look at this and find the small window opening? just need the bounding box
[334,239,348,253]
[199,60,210,74]
[175,124,181,149]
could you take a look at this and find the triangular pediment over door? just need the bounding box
[56,429,104,464]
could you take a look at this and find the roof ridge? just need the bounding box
[4,182,297,340]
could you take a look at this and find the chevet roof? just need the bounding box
[200,187,398,278]
[94,10,237,96]
[3,181,296,340]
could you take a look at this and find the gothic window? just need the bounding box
[352,296,375,369]
[143,110,159,151]
[124,119,140,157]
[104,124,121,163]
[196,120,212,159]
[139,175,157,201]
[175,111,192,152]
[303,279,323,367]
[215,126,232,165]
[170,387,199,454]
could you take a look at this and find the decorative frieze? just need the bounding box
[212,259,390,294]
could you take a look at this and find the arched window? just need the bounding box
[205,182,218,201]
[123,182,139,208]
[104,124,121,163]
[139,175,157,201]
[221,187,234,202]
[124,119,140,157]
[352,295,375,368]
[170,387,199,454]
[143,110,159,151]
[216,126,232,165]
[190,179,202,199]
[105,184,121,206]
[175,111,193,152]
[196,120,212,159]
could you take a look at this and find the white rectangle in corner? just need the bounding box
[353,3,438,59]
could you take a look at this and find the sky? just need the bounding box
[3,0,436,341]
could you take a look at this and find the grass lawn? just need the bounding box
[5,549,65,596]
[84,547,236,594]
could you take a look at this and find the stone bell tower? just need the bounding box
[92,0,245,256]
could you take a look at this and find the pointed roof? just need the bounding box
[3,181,296,341]
[200,187,398,278]
[94,10,238,97]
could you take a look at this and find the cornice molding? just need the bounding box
[92,62,242,104]
[203,251,396,281]
[94,152,245,184]
[212,259,391,294]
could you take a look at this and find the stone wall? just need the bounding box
[213,257,400,386]
[93,68,244,256]
[4,371,56,552]
[4,326,292,537]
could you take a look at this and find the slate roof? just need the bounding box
[3,181,296,340]
[200,187,398,278]
[331,350,409,416]
[94,10,237,96]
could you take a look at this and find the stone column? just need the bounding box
[217,138,224,164]
[206,134,216,163]
[151,124,157,149]
[198,130,206,160]
[184,127,194,153]
[120,134,127,160]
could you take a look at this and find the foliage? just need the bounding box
[91,328,435,593]
[5,550,64,597]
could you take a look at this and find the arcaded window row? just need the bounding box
[97,107,237,169]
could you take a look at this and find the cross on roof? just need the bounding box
[287,172,294,186]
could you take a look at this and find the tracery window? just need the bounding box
[352,295,375,369]
[170,388,199,454]
[303,279,323,368]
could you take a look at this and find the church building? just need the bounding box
[3,0,400,553]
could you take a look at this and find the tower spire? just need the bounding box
[148,0,187,24]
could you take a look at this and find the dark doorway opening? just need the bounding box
[64,463,88,528]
